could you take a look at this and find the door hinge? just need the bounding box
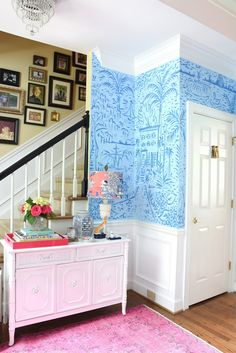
[229,261,232,271]
[232,137,236,146]
[231,200,234,208]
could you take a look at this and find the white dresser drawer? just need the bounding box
[16,248,76,269]
[77,242,124,261]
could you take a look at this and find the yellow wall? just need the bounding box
[0,31,86,157]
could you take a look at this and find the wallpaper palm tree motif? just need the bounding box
[90,55,135,220]
[135,60,183,227]
[90,54,236,227]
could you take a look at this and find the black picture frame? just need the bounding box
[0,116,19,145]
[72,52,87,67]
[0,68,20,87]
[78,86,86,101]
[33,55,46,67]
[28,83,45,106]
[24,106,46,126]
[48,76,73,110]
[75,69,86,86]
[53,52,71,75]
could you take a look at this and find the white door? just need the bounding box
[188,108,233,306]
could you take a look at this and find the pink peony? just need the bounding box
[41,205,52,214]
[31,205,42,217]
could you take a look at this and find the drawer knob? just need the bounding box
[97,248,106,254]
[72,280,78,288]
[32,287,40,295]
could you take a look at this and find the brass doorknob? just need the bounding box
[193,217,198,224]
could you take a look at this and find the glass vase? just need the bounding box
[73,211,93,241]
[26,217,47,232]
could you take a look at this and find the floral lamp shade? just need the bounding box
[87,171,123,200]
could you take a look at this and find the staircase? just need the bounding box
[0,109,90,237]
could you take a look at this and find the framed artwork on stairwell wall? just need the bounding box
[48,76,73,110]
[27,83,45,106]
[78,86,86,101]
[53,52,71,75]
[75,69,86,86]
[24,106,46,126]
[33,55,46,67]
[0,87,25,115]
[29,67,47,84]
[0,116,19,145]
[72,52,87,67]
[0,68,20,87]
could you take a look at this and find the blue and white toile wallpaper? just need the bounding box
[135,60,182,227]
[89,55,135,220]
[90,54,236,227]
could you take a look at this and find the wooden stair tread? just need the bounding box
[49,215,73,220]
[68,196,87,201]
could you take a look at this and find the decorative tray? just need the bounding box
[5,233,68,249]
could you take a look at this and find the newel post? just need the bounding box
[81,110,89,197]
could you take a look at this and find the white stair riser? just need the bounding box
[55,181,82,195]
[71,200,88,216]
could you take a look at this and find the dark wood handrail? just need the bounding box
[0,111,90,182]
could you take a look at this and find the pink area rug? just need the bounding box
[0,305,221,353]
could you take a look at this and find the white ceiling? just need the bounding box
[0,0,236,63]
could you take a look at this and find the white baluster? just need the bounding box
[37,155,41,198]
[24,164,28,201]
[73,132,78,197]
[10,174,14,233]
[61,139,66,216]
[49,147,54,208]
[24,164,28,228]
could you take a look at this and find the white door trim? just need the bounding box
[184,101,236,310]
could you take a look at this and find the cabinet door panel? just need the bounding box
[93,256,123,304]
[16,266,54,321]
[57,261,92,312]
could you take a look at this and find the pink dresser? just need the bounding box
[1,238,129,346]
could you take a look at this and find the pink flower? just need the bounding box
[20,204,25,214]
[31,205,42,217]
[41,205,52,214]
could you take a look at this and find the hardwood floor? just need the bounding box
[1,290,236,352]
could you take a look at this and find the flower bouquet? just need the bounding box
[21,197,55,227]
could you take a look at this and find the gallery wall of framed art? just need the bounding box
[0,31,88,157]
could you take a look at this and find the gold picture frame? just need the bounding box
[29,67,47,83]
[0,87,25,115]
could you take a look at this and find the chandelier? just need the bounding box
[12,0,56,35]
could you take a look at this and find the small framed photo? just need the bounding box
[48,76,73,110]
[24,106,46,126]
[0,68,20,87]
[78,86,86,101]
[0,116,19,144]
[53,52,71,75]
[33,55,46,67]
[75,69,86,86]
[0,87,25,115]
[72,52,87,67]
[29,67,47,83]
[28,83,45,106]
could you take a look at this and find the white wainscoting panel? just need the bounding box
[108,220,185,313]
[131,221,185,313]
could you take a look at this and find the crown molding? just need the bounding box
[95,35,236,81]
[134,34,181,75]
[180,34,236,81]
[93,47,134,75]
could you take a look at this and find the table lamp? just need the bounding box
[87,166,123,235]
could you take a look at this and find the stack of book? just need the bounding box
[5,227,69,249]
[13,228,61,242]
